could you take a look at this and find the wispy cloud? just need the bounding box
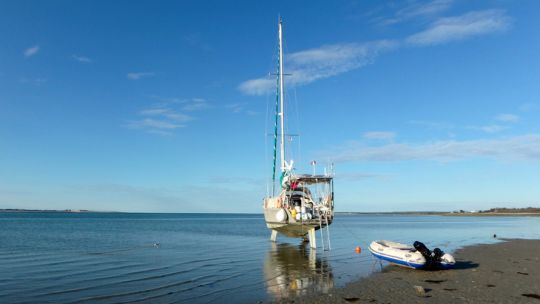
[72,54,92,63]
[363,131,396,140]
[20,77,47,85]
[381,0,454,25]
[225,103,244,113]
[140,107,193,122]
[148,96,211,111]
[24,45,40,57]
[69,183,193,212]
[334,172,388,181]
[128,106,191,135]
[409,120,455,130]
[406,9,511,46]
[184,33,212,52]
[69,181,260,212]
[240,9,511,95]
[495,113,519,123]
[477,124,508,133]
[518,103,538,112]
[325,134,540,163]
[239,40,398,95]
[412,115,517,134]
[128,118,185,131]
[127,97,212,135]
[401,0,454,17]
[182,98,210,111]
[468,113,520,133]
[208,176,263,186]
[127,72,155,80]
[224,102,258,115]
[148,95,183,104]
[240,7,513,96]
[239,79,274,96]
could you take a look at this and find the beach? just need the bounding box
[281,239,540,304]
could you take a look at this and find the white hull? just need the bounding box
[369,240,455,269]
[264,207,330,238]
[369,240,426,269]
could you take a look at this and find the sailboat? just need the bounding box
[262,18,335,249]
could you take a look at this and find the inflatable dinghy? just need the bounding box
[368,240,455,269]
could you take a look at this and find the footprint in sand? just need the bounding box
[424,279,447,284]
[343,297,360,302]
[522,294,540,300]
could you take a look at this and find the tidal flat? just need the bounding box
[285,239,540,304]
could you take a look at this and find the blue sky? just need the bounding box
[1,0,540,212]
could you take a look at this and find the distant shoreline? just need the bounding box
[338,207,540,216]
[0,209,109,213]
[337,211,540,216]
[443,212,540,216]
[2,209,539,216]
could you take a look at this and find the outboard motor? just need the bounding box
[413,241,447,270]
[413,241,431,257]
[432,247,444,262]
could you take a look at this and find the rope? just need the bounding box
[264,71,270,197]
[293,86,302,169]
[336,220,363,241]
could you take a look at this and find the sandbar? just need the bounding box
[278,239,540,303]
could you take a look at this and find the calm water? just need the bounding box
[1,213,539,303]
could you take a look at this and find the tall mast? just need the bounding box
[278,18,285,172]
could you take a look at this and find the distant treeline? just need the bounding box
[0,209,91,213]
[338,207,540,215]
[479,207,540,213]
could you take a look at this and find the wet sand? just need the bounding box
[280,239,540,303]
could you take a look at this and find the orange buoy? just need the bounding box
[355,246,361,253]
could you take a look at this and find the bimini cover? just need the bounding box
[290,174,333,185]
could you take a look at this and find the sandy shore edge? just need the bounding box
[275,239,540,303]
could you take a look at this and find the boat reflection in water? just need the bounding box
[264,243,334,299]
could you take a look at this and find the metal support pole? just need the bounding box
[325,215,332,251]
[270,230,278,242]
[308,228,316,249]
[319,215,325,250]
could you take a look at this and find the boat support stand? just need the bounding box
[269,228,323,250]
[270,230,278,242]
[308,228,316,249]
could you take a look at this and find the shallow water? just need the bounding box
[0,212,539,303]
